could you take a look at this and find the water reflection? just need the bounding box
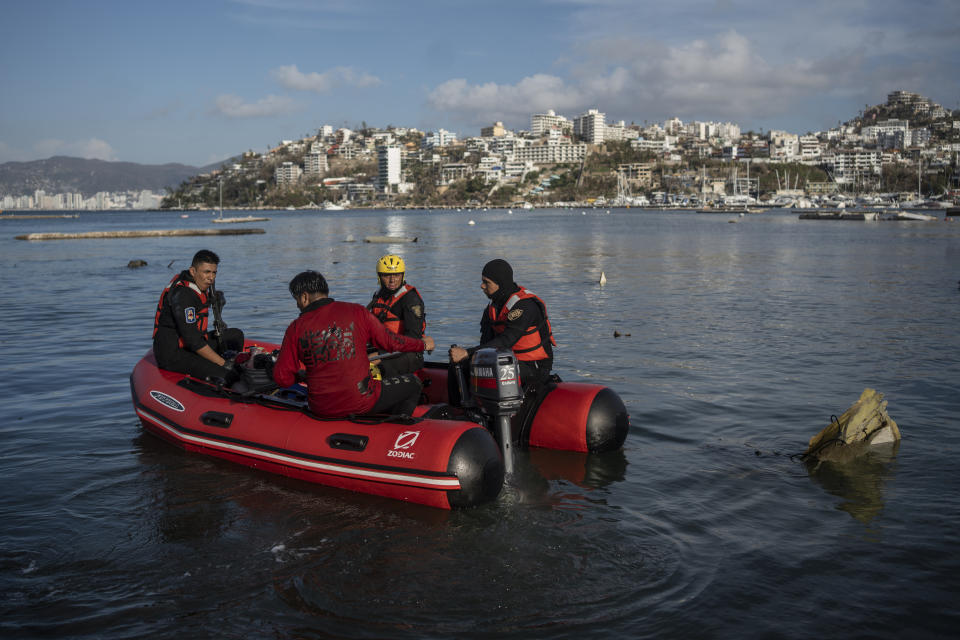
[805,442,900,524]
[527,448,629,489]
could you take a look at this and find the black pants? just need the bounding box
[154,328,245,381]
[518,357,552,388]
[371,374,423,416]
[378,352,424,378]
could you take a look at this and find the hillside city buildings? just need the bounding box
[3,90,957,210]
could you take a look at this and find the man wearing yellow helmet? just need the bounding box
[367,254,426,376]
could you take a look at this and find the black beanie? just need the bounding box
[482,259,513,288]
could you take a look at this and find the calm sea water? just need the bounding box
[1,208,958,638]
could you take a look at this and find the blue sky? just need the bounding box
[1,0,958,167]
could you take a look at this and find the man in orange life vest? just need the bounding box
[366,254,426,377]
[153,249,245,381]
[449,258,556,388]
[273,270,435,418]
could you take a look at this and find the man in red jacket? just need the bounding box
[272,270,435,418]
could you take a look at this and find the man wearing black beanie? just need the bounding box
[449,258,555,387]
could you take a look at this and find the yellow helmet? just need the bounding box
[376,254,405,275]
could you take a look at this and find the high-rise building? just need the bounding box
[275,162,302,186]
[304,151,328,178]
[531,110,572,137]
[574,109,605,144]
[378,145,401,192]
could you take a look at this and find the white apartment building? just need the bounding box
[304,151,328,178]
[422,128,457,149]
[275,161,302,186]
[503,160,534,180]
[463,137,491,154]
[769,130,800,160]
[687,121,741,142]
[476,156,503,183]
[514,141,587,164]
[574,109,605,144]
[822,149,883,186]
[531,109,572,137]
[488,135,524,160]
[604,120,635,143]
[799,135,822,163]
[862,119,909,141]
[664,117,683,136]
[631,138,670,154]
[377,145,402,192]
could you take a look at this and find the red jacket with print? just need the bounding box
[273,298,425,417]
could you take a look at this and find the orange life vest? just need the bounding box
[153,272,209,348]
[486,286,556,361]
[368,284,425,336]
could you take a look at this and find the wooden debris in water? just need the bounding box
[212,216,270,223]
[364,235,418,243]
[804,388,900,463]
[16,228,266,241]
[1,213,80,220]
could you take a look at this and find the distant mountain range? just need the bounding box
[0,156,228,197]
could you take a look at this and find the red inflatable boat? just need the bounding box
[130,341,629,509]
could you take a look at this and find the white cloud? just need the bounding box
[33,138,117,161]
[214,94,297,118]
[271,64,381,93]
[428,74,586,125]
[427,30,849,128]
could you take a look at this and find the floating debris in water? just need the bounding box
[364,235,417,243]
[803,388,900,464]
[127,259,148,268]
[599,271,607,286]
[613,330,631,338]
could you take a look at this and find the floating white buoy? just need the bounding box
[739,212,745,217]
[468,220,476,225]
[599,271,607,286]
[582,211,587,215]
[508,209,513,214]
[180,214,189,218]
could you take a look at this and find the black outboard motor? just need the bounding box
[470,348,523,474]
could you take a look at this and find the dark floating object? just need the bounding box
[613,331,631,337]
[127,259,148,268]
